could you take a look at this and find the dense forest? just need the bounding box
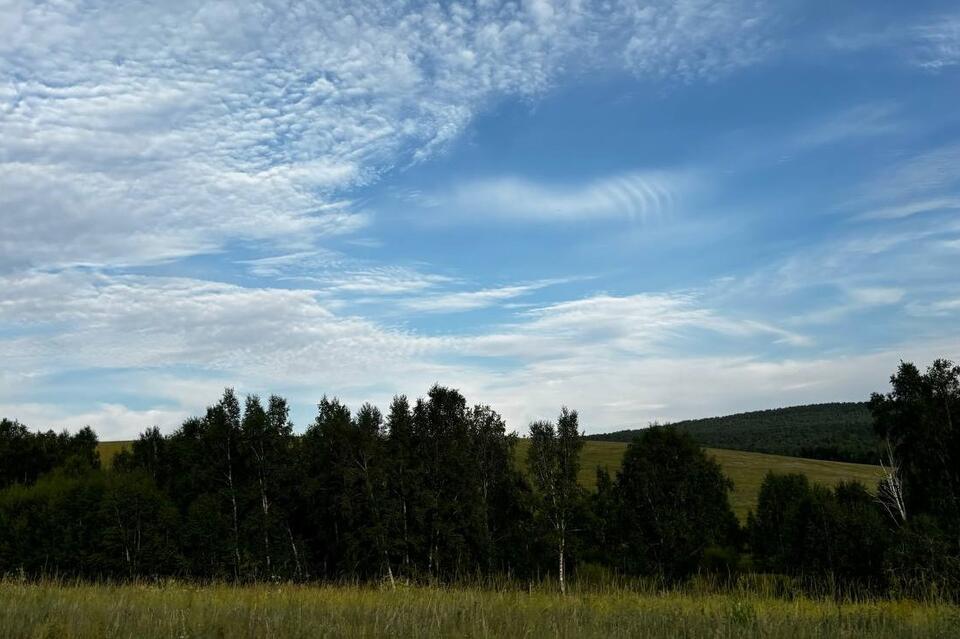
[1,359,958,599]
[589,402,879,463]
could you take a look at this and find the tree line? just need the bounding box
[0,359,958,597]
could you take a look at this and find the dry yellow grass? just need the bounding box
[705,446,882,520]
[97,440,131,468]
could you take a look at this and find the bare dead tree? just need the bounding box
[877,438,907,525]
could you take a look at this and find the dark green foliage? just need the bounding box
[241,394,299,579]
[393,386,536,580]
[583,466,617,566]
[95,471,183,577]
[0,419,99,488]
[611,427,738,580]
[870,359,960,533]
[748,473,812,572]
[107,390,303,580]
[383,395,418,576]
[869,359,960,596]
[0,466,181,578]
[467,403,533,576]
[295,386,535,582]
[411,386,482,577]
[590,403,879,463]
[748,474,891,587]
[301,398,391,579]
[884,515,960,597]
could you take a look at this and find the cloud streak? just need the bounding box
[401,280,568,313]
[415,171,685,223]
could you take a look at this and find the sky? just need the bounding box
[1,0,959,439]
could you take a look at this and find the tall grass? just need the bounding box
[2,579,957,638]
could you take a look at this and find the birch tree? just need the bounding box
[242,394,295,578]
[527,408,583,594]
[203,389,245,579]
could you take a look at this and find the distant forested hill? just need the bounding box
[588,402,880,463]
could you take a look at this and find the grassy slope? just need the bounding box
[96,441,130,467]
[1,582,956,639]
[513,440,882,521]
[99,439,882,521]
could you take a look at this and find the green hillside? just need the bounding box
[588,402,879,463]
[513,440,881,521]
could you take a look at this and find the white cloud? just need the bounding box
[0,402,190,442]
[401,280,567,313]
[845,144,960,235]
[860,144,960,206]
[240,252,455,295]
[849,287,905,306]
[7,275,759,383]
[906,297,960,318]
[824,12,960,71]
[239,251,347,278]
[455,292,810,359]
[617,0,778,82]
[442,342,960,433]
[913,16,960,69]
[0,0,775,271]
[794,287,905,325]
[857,197,960,221]
[0,270,447,381]
[415,171,686,223]
[324,268,455,295]
[791,103,899,151]
[0,269,830,437]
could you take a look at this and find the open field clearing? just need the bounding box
[512,440,882,521]
[705,447,882,520]
[1,582,957,639]
[96,441,130,468]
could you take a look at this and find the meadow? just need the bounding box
[96,440,130,467]
[1,580,957,639]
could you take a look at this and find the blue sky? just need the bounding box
[1,1,959,438]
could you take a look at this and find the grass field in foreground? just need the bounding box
[98,440,882,522]
[1,582,956,639]
[513,440,882,521]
